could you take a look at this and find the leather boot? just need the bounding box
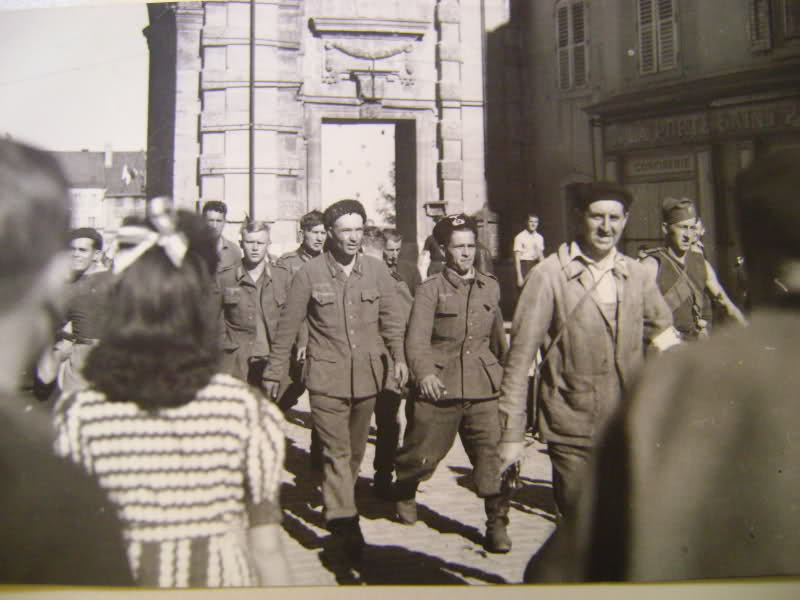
[327,516,365,561]
[393,479,419,525]
[484,493,512,553]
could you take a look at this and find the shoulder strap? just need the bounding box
[659,250,704,307]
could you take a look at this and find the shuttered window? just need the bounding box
[637,0,678,74]
[749,0,773,51]
[785,0,800,37]
[556,1,589,90]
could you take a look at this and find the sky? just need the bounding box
[0,0,149,151]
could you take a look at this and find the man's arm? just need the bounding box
[641,267,681,351]
[376,263,406,366]
[404,281,437,384]
[513,233,524,286]
[499,269,554,443]
[704,259,748,326]
[263,268,312,394]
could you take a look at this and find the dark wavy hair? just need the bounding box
[83,210,221,410]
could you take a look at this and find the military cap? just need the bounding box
[69,227,103,250]
[433,213,478,247]
[662,197,697,225]
[570,182,634,212]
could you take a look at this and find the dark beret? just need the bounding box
[661,197,697,224]
[69,227,103,250]
[737,149,800,258]
[433,213,478,247]
[323,199,367,229]
[569,182,634,212]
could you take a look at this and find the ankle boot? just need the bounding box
[484,493,512,553]
[327,516,365,560]
[393,480,419,524]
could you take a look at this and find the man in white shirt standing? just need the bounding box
[513,214,545,288]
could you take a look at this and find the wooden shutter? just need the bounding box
[749,0,773,51]
[656,0,678,70]
[638,0,657,74]
[572,2,588,87]
[786,0,800,38]
[557,5,571,90]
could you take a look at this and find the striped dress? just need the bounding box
[53,373,286,588]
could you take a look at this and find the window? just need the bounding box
[556,0,589,90]
[748,0,800,51]
[637,0,678,75]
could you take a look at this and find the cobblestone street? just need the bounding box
[277,393,556,586]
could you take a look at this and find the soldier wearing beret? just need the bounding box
[640,197,747,341]
[392,214,512,553]
[498,182,678,521]
[263,199,408,560]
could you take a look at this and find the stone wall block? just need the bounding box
[436,0,461,24]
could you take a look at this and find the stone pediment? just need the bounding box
[309,16,431,99]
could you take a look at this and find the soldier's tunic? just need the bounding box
[263,252,405,521]
[217,257,291,391]
[394,267,507,497]
[642,247,710,340]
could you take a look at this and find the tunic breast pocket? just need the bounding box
[223,287,244,322]
[311,288,337,324]
[361,288,380,323]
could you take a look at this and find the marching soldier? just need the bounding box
[392,214,512,553]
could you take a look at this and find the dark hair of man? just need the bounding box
[362,225,385,251]
[201,200,227,217]
[382,228,403,244]
[69,227,104,251]
[0,139,71,311]
[300,209,325,231]
[83,210,220,410]
[323,199,367,230]
[433,214,478,248]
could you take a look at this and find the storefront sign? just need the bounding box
[624,153,695,178]
[605,98,800,151]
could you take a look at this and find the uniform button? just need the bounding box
[466,350,470,354]
[350,330,355,334]
[352,344,357,348]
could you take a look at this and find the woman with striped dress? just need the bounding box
[54,202,292,587]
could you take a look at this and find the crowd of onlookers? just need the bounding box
[1,137,799,588]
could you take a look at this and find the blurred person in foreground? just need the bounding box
[392,214,511,553]
[54,198,292,587]
[0,139,132,585]
[525,149,800,582]
[498,182,678,521]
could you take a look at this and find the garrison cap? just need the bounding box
[737,148,800,258]
[433,213,478,247]
[662,197,697,225]
[570,182,634,212]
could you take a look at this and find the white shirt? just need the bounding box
[514,230,545,261]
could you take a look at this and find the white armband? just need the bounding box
[651,326,682,352]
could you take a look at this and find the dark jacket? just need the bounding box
[405,267,507,401]
[264,252,406,399]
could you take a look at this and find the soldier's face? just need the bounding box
[204,210,225,240]
[527,216,539,232]
[578,200,628,260]
[302,224,326,254]
[383,239,401,267]
[664,217,696,255]
[328,213,364,257]
[241,230,270,267]
[445,230,476,276]
[70,237,99,275]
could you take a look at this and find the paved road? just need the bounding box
[277,393,556,585]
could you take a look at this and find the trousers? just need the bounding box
[547,442,592,520]
[394,396,502,497]
[310,393,376,521]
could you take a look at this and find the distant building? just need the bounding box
[523,0,800,292]
[54,149,147,238]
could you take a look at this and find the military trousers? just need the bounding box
[394,395,502,498]
[372,390,414,481]
[310,393,376,522]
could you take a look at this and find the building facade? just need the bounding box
[525,0,800,292]
[144,0,526,264]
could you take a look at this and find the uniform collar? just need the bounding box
[297,244,318,262]
[235,257,273,283]
[324,250,362,278]
[443,266,485,288]
[560,241,629,280]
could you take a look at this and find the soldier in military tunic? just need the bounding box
[640,197,746,341]
[392,214,512,554]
